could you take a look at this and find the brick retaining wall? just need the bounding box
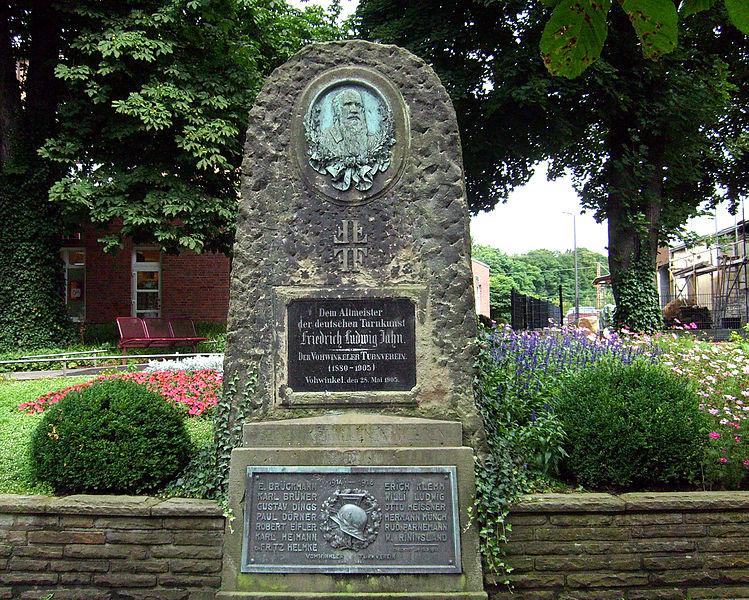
[0,494,223,600]
[490,491,749,600]
[3,492,749,599]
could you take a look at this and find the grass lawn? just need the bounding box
[0,376,214,496]
[0,376,92,495]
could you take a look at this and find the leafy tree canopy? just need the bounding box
[0,0,340,350]
[356,0,747,330]
[40,0,341,254]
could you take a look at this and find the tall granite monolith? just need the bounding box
[218,40,487,600]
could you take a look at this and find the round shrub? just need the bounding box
[555,359,709,489]
[31,378,191,494]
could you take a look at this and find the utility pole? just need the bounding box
[564,211,580,325]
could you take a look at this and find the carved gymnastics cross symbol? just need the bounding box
[333,219,368,272]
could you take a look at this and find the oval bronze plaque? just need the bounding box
[293,66,410,205]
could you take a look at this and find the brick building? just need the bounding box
[62,226,488,326]
[61,225,229,324]
[471,258,490,318]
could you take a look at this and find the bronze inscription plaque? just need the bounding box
[287,298,416,392]
[241,466,461,574]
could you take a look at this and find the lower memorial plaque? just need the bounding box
[241,466,461,574]
[287,297,417,393]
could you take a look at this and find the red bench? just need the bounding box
[116,317,208,356]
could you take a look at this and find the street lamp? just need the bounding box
[563,211,579,326]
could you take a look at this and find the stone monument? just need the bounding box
[218,40,488,600]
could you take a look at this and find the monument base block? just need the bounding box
[219,414,487,599]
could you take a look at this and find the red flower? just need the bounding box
[20,370,222,417]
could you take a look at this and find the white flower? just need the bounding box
[145,354,224,372]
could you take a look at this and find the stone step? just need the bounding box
[242,413,463,448]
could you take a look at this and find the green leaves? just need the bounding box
[679,0,749,35]
[541,0,747,78]
[725,0,749,34]
[540,0,678,76]
[679,0,716,18]
[96,29,174,61]
[621,0,678,59]
[540,0,612,78]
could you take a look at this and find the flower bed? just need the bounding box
[19,369,221,416]
[483,324,749,489]
[660,337,749,486]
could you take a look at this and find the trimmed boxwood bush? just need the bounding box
[31,378,190,494]
[555,359,710,489]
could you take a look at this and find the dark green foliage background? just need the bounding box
[356,0,749,332]
[472,243,613,322]
[31,379,191,494]
[555,360,709,489]
[0,171,75,352]
[41,0,342,255]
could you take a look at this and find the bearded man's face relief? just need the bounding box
[305,83,396,194]
[333,91,367,160]
[339,92,364,127]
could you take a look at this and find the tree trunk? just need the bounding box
[606,126,665,332]
[0,3,22,164]
[0,170,75,351]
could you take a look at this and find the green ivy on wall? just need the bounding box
[0,170,75,352]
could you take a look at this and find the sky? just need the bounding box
[288,0,358,19]
[288,0,743,258]
[470,163,742,257]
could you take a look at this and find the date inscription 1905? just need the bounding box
[287,298,416,392]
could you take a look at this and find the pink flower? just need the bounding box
[743,460,749,467]
[709,432,721,439]
[20,369,222,417]
[718,457,729,464]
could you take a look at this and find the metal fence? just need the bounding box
[0,351,223,376]
[661,292,749,330]
[510,289,562,330]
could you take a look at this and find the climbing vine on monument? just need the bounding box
[470,331,529,578]
[214,369,260,497]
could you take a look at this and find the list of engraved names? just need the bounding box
[242,467,460,574]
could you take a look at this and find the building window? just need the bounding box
[132,248,161,318]
[62,248,85,322]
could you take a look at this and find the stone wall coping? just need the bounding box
[512,491,749,513]
[5,490,749,517]
[0,493,223,517]
[512,493,625,513]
